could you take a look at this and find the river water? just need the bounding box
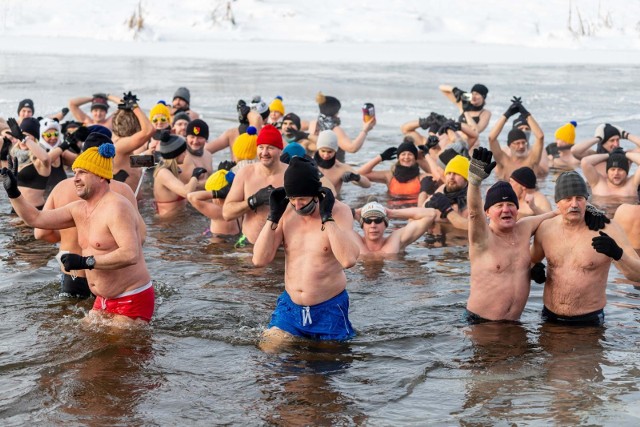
[1,54,640,426]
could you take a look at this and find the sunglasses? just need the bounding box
[362,217,386,224]
[152,117,168,123]
[43,131,59,138]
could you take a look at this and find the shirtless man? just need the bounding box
[1,143,153,326]
[252,156,359,350]
[580,148,640,199]
[222,124,287,246]
[531,171,640,326]
[465,147,558,323]
[313,130,370,194]
[488,97,546,179]
[179,119,213,183]
[68,93,121,129]
[571,123,640,171]
[171,112,190,137]
[33,132,146,298]
[509,166,552,219]
[351,201,437,255]
[613,204,640,250]
[546,121,581,170]
[171,87,200,121]
[421,155,470,231]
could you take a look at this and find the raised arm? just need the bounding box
[580,153,608,186]
[333,118,376,154]
[571,124,604,160]
[321,198,360,268]
[116,105,155,155]
[525,112,545,165]
[357,147,395,184]
[467,147,497,250]
[68,96,92,123]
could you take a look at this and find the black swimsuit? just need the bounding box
[46,162,68,193]
[17,163,49,190]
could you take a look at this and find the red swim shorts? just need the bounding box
[92,282,155,322]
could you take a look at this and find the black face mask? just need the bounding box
[313,151,336,169]
[393,164,420,183]
[293,198,317,216]
[187,145,204,157]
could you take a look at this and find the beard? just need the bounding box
[187,145,204,157]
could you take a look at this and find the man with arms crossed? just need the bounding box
[252,157,359,351]
[1,144,153,326]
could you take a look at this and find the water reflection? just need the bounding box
[256,341,367,426]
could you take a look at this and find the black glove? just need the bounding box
[237,100,250,124]
[418,116,432,130]
[57,140,70,151]
[191,167,207,179]
[610,147,626,156]
[530,262,546,284]
[342,172,361,183]
[468,147,497,186]
[426,135,440,150]
[545,143,559,157]
[420,176,440,195]
[118,91,139,110]
[516,98,530,119]
[461,100,473,112]
[7,118,25,141]
[1,137,11,161]
[452,87,465,103]
[318,187,335,225]
[1,155,21,199]
[285,128,309,142]
[584,204,610,231]
[212,183,231,199]
[60,253,95,271]
[217,160,236,171]
[248,185,273,210]
[72,126,90,144]
[267,187,288,225]
[380,147,398,161]
[154,129,171,142]
[61,107,69,116]
[503,96,522,119]
[592,231,623,261]
[425,192,453,218]
[279,152,292,164]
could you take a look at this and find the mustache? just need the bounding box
[568,207,581,213]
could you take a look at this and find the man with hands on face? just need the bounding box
[252,156,360,351]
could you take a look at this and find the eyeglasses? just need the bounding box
[362,217,386,224]
[42,131,59,138]
[152,117,168,123]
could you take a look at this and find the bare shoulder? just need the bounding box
[48,178,77,207]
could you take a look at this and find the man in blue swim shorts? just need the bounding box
[253,156,360,351]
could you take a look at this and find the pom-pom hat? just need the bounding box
[232,126,258,160]
[72,144,116,179]
[555,121,577,145]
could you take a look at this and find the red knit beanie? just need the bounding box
[256,124,283,150]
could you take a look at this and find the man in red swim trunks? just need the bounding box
[1,142,153,326]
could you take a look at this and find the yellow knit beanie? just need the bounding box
[554,121,577,145]
[205,170,229,191]
[72,144,115,179]
[149,102,171,121]
[269,96,285,115]
[232,126,258,161]
[444,155,469,181]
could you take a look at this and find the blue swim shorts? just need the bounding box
[268,290,355,341]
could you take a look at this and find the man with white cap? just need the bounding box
[313,130,370,194]
[352,200,438,255]
[531,170,640,326]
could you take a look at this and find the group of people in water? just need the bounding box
[1,83,639,350]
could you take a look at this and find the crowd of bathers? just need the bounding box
[1,83,639,338]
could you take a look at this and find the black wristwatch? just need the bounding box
[85,255,96,269]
